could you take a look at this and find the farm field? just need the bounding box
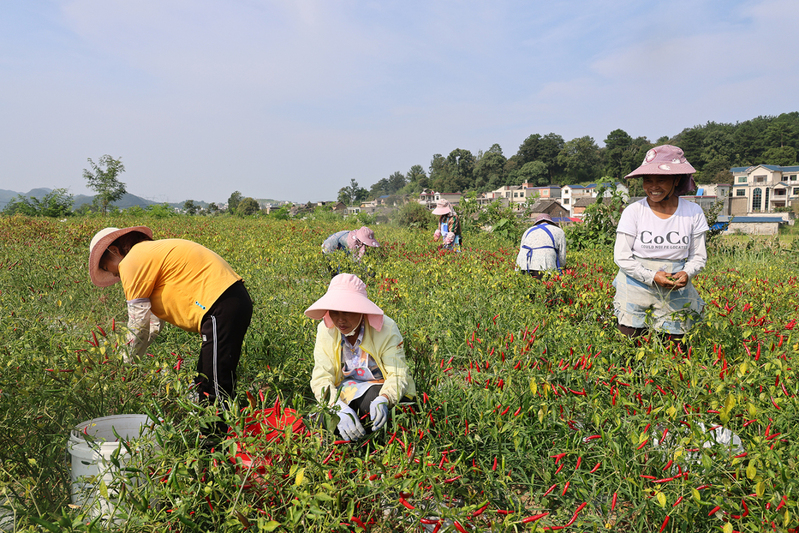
[1,214,798,532]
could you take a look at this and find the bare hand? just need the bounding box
[654,270,688,289]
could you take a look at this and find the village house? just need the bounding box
[730,164,799,215]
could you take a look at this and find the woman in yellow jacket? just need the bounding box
[305,274,416,441]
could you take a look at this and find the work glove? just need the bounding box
[433,229,441,241]
[369,395,389,431]
[335,400,366,441]
[443,232,455,245]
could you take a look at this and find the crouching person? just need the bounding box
[305,274,416,441]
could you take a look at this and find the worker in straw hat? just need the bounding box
[516,213,567,279]
[88,226,253,435]
[305,273,416,441]
[613,145,709,341]
[432,199,462,251]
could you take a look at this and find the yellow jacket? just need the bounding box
[310,316,416,406]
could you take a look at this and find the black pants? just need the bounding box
[196,281,253,406]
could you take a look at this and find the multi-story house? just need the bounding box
[730,165,799,214]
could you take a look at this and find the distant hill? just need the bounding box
[0,188,210,211]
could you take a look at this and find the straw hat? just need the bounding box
[305,274,384,331]
[431,199,453,216]
[88,226,153,287]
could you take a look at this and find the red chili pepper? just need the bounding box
[550,453,567,463]
[575,457,582,470]
[658,516,670,533]
[776,495,787,511]
[471,503,490,518]
[589,462,601,473]
[542,484,557,497]
[637,439,649,450]
[205,496,214,511]
[563,502,587,527]
[584,434,602,442]
[91,331,98,347]
[771,397,781,410]
[673,496,683,507]
[641,475,656,480]
[442,475,462,483]
[521,512,548,523]
[514,406,522,416]
[611,492,617,511]
[561,481,570,495]
[399,496,415,510]
[351,517,366,529]
[500,406,510,416]
[111,318,115,332]
[555,463,564,474]
[492,457,498,471]
[453,520,467,533]
[663,459,673,471]
[696,484,711,490]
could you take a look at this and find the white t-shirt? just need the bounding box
[616,198,709,261]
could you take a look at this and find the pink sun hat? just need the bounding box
[624,145,697,195]
[624,145,696,179]
[88,226,153,288]
[432,199,453,216]
[304,274,384,331]
[349,226,380,248]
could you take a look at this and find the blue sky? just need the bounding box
[1,0,797,204]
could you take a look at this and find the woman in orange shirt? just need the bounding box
[89,226,253,435]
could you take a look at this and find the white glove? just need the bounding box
[126,299,155,362]
[444,232,455,245]
[335,400,366,441]
[433,229,441,241]
[369,395,389,431]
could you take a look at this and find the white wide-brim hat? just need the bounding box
[304,273,384,331]
[88,226,153,287]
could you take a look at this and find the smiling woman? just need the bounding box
[612,145,709,341]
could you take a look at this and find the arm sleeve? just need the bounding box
[376,324,411,405]
[683,232,707,279]
[614,233,655,286]
[126,299,155,360]
[310,324,340,406]
[558,231,567,266]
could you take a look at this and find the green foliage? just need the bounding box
[227,191,243,212]
[704,200,728,242]
[236,197,261,216]
[146,203,178,218]
[182,199,199,215]
[2,217,799,532]
[394,201,433,229]
[268,205,291,220]
[82,155,127,216]
[564,183,627,250]
[337,179,368,206]
[2,188,74,217]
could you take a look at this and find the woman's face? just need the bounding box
[329,311,363,336]
[642,175,677,204]
[99,245,123,277]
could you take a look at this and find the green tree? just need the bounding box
[227,191,243,212]
[445,148,475,192]
[428,154,449,192]
[207,202,220,214]
[237,197,260,216]
[83,155,127,215]
[762,146,798,166]
[2,188,74,217]
[538,133,565,183]
[558,136,601,183]
[516,161,548,186]
[183,199,199,215]
[338,179,368,205]
[394,201,434,229]
[473,145,507,191]
[602,129,634,179]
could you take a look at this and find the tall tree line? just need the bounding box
[342,112,799,202]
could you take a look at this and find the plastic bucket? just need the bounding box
[68,414,157,519]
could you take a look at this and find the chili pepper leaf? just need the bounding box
[756,481,765,497]
[656,491,666,508]
[691,488,701,503]
[746,463,757,480]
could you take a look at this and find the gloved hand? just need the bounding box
[433,229,441,241]
[443,232,455,245]
[335,400,366,441]
[369,395,389,431]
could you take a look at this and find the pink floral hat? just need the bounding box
[305,274,384,331]
[432,199,453,216]
[347,226,380,249]
[624,145,697,195]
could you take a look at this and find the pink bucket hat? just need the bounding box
[432,199,453,216]
[88,226,153,287]
[624,145,697,196]
[304,274,384,331]
[349,226,380,248]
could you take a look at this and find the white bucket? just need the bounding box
[68,414,157,519]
